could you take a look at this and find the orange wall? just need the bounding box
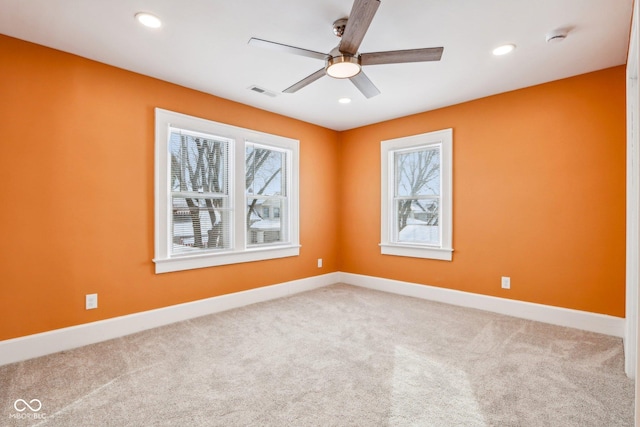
[0,35,340,341]
[338,66,627,317]
[0,34,627,342]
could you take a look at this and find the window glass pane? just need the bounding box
[395,198,439,245]
[171,197,231,254]
[395,147,440,197]
[247,198,283,245]
[246,143,288,247]
[246,145,284,197]
[170,132,228,195]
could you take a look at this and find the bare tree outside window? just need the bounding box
[395,147,440,244]
[170,134,289,253]
[170,133,229,253]
[246,144,287,245]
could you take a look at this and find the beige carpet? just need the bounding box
[0,284,634,426]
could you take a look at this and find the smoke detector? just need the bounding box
[546,29,568,43]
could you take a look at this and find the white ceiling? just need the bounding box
[0,0,633,131]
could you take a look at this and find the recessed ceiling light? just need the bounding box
[492,44,516,56]
[338,97,352,104]
[135,12,162,29]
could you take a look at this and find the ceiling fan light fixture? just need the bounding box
[326,55,361,79]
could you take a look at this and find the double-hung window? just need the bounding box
[154,109,299,273]
[380,128,453,261]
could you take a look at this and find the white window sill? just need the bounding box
[380,243,453,261]
[154,244,301,273]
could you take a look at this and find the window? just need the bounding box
[154,109,299,273]
[380,129,453,261]
[246,142,289,246]
[169,130,231,254]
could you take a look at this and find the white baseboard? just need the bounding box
[339,272,626,338]
[0,271,625,367]
[0,273,339,367]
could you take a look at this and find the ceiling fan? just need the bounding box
[248,0,444,98]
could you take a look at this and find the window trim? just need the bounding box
[380,128,453,261]
[154,108,300,274]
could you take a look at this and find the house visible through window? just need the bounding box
[246,142,288,246]
[154,109,300,273]
[380,128,453,261]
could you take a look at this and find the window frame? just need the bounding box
[154,108,300,273]
[380,128,453,261]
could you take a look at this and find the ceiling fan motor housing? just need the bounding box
[333,18,348,37]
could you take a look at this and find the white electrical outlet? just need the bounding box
[317,258,323,268]
[86,294,98,310]
[501,277,511,289]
